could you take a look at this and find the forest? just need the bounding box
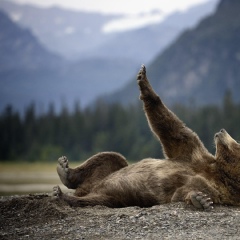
[1,90,240,162]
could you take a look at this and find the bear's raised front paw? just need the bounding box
[137,64,156,101]
[137,64,146,82]
[190,191,213,210]
[52,185,63,198]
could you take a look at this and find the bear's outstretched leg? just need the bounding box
[137,65,212,161]
[57,152,128,196]
[53,185,122,207]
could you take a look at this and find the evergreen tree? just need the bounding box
[0,92,240,162]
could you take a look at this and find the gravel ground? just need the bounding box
[1,193,240,239]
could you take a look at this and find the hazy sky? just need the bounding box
[12,0,217,32]
[13,0,214,15]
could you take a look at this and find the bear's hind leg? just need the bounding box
[53,185,122,208]
[56,152,128,196]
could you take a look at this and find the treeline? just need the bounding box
[1,91,240,162]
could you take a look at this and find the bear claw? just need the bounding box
[190,192,213,210]
[140,64,146,73]
[137,64,146,81]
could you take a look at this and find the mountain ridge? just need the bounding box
[0,10,136,113]
[0,0,218,62]
[0,10,64,71]
[101,0,240,107]
[0,0,221,113]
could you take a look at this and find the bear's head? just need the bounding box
[214,129,240,163]
[214,129,240,201]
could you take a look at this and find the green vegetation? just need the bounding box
[1,91,240,162]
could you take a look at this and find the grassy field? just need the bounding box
[0,162,79,196]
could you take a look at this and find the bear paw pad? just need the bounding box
[52,185,62,198]
[190,192,213,210]
[58,156,69,173]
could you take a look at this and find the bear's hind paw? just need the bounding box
[52,185,63,198]
[57,156,74,188]
[58,156,69,173]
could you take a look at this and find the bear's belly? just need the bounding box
[95,159,194,207]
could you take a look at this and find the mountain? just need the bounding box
[0,0,220,113]
[0,10,64,71]
[0,10,65,112]
[102,0,240,107]
[0,0,119,60]
[86,0,219,63]
[0,10,137,113]
[0,0,218,62]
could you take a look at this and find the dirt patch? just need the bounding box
[1,194,240,239]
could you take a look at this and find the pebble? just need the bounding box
[1,196,240,239]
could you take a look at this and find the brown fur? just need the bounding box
[57,152,128,197]
[53,65,240,210]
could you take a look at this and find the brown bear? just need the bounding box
[53,65,240,210]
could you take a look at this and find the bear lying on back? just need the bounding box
[53,65,240,210]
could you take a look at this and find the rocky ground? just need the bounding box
[1,193,240,239]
